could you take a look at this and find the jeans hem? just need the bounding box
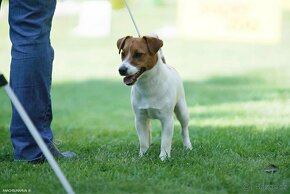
[14,154,44,162]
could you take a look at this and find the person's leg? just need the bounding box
[9,0,56,161]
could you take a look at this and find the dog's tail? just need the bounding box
[148,33,166,64]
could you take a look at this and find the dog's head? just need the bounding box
[117,36,163,86]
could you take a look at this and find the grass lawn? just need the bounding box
[1,1,290,194]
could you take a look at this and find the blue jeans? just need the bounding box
[9,0,56,161]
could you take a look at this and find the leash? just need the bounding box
[0,74,75,194]
[124,0,141,37]
[123,0,166,63]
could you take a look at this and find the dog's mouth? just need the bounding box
[123,67,146,86]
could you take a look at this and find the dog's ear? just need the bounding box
[117,36,132,54]
[143,36,163,55]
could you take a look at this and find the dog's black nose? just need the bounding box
[119,66,128,76]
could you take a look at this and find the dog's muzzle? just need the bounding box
[119,67,146,86]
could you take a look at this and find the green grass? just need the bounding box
[0,79,289,194]
[1,1,290,194]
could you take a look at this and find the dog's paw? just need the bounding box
[159,152,170,161]
[139,150,148,157]
[139,152,144,157]
[159,155,167,161]
[139,147,149,157]
[184,143,193,150]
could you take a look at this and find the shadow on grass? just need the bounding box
[184,75,290,106]
[0,73,289,193]
[1,72,289,151]
[5,73,289,151]
[50,73,290,110]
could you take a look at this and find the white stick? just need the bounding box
[3,84,75,194]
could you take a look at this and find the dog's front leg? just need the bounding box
[159,115,174,161]
[135,115,151,157]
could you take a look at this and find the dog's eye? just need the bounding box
[133,52,143,59]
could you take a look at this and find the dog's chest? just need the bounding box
[131,87,174,112]
[135,107,171,120]
[145,108,164,119]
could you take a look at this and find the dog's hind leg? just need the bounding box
[174,98,193,150]
[135,116,151,157]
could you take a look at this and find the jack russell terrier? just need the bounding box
[117,35,192,160]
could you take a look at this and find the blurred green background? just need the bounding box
[0,0,289,84]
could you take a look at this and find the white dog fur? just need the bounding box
[117,35,192,160]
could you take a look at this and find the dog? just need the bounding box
[117,35,192,160]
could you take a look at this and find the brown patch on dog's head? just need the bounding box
[117,36,163,70]
[117,36,163,85]
[117,36,132,54]
[143,36,163,56]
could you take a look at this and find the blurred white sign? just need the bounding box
[74,0,112,37]
[177,0,282,43]
[283,0,290,10]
